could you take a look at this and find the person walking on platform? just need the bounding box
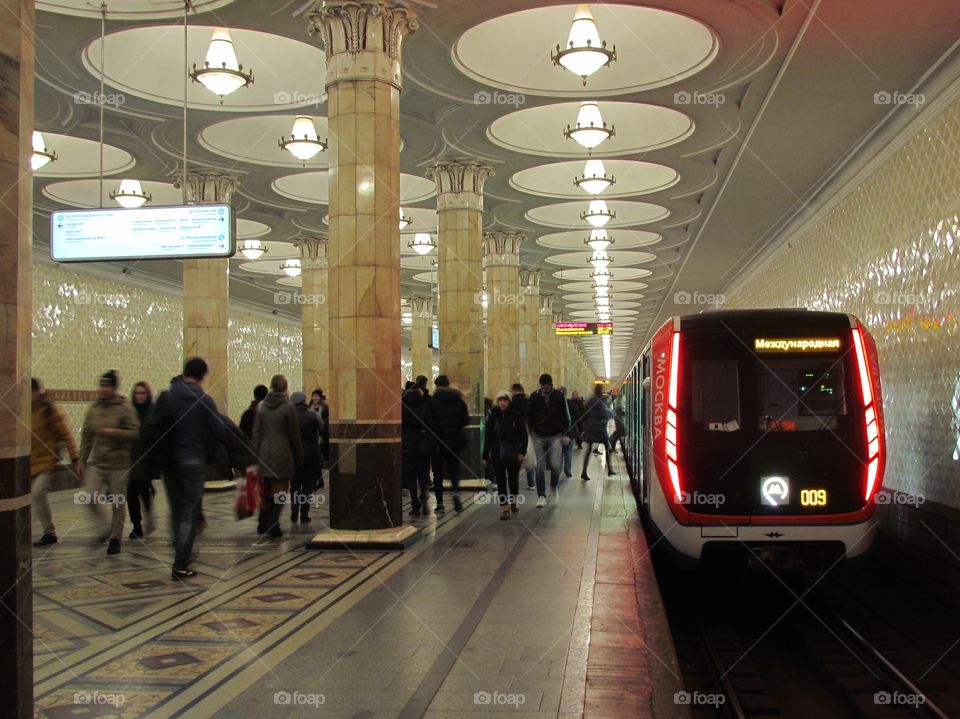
[581,385,616,481]
[511,383,536,490]
[427,375,469,513]
[290,391,322,523]
[483,391,528,520]
[570,390,586,449]
[30,378,80,547]
[143,358,227,580]
[309,389,329,488]
[401,382,433,518]
[127,381,159,539]
[527,373,570,508]
[239,384,268,439]
[558,386,576,478]
[253,375,303,537]
[79,370,140,555]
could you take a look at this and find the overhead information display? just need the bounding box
[555,322,614,336]
[50,204,235,262]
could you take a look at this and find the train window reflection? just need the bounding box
[691,360,741,431]
[758,360,846,431]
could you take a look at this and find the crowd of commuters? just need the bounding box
[30,357,620,576]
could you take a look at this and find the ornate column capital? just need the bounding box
[409,295,433,318]
[518,268,542,293]
[539,293,554,315]
[482,231,524,268]
[307,1,418,90]
[295,235,329,269]
[426,159,494,212]
[174,171,239,204]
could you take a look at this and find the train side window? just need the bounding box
[690,360,741,431]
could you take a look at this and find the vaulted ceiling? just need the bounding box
[32,0,960,377]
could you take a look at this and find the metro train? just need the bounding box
[620,309,886,568]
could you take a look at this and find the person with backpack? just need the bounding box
[252,375,303,537]
[79,370,140,555]
[401,382,433,518]
[30,378,80,547]
[427,375,469,513]
[581,385,616,481]
[142,358,226,579]
[483,391,528,520]
[290,391,323,523]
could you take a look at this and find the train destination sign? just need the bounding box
[753,337,841,352]
[50,204,235,262]
[555,322,613,336]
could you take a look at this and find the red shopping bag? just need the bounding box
[235,466,262,520]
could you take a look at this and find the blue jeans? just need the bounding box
[164,459,205,571]
[531,433,563,497]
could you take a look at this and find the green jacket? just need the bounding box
[80,394,140,470]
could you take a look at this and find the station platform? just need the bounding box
[30,446,686,718]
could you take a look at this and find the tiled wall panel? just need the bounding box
[727,101,960,508]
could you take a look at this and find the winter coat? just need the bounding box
[252,392,303,480]
[582,395,614,444]
[31,398,79,477]
[158,377,227,467]
[80,394,140,470]
[569,397,586,435]
[427,386,470,453]
[209,414,257,481]
[130,400,161,482]
[526,389,570,437]
[239,400,261,438]
[401,388,432,470]
[294,403,323,467]
[482,407,528,464]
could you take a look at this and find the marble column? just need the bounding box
[538,293,557,382]
[426,159,493,480]
[410,295,433,381]
[555,314,571,389]
[297,236,328,395]
[518,269,541,391]
[483,231,523,399]
[308,2,417,530]
[178,172,237,413]
[0,2,33,714]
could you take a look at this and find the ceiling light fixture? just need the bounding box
[278,115,327,163]
[595,295,610,308]
[281,258,301,277]
[585,228,613,252]
[408,232,436,256]
[591,269,612,286]
[589,250,611,271]
[574,158,615,195]
[399,207,412,230]
[31,131,57,171]
[110,179,152,209]
[593,283,610,298]
[190,28,254,103]
[563,101,615,150]
[551,4,616,84]
[581,198,615,228]
[239,239,267,260]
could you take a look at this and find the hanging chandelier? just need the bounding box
[399,207,412,230]
[31,131,57,171]
[551,4,616,84]
[278,116,327,163]
[110,179,152,209]
[589,250,611,272]
[591,269,612,286]
[585,228,613,252]
[563,102,615,150]
[574,158,615,195]
[581,198,615,228]
[281,258,301,277]
[408,232,436,256]
[190,28,254,103]
[593,284,610,298]
[239,239,267,260]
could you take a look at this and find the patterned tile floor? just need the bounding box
[31,448,676,718]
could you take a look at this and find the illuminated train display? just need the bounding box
[620,310,886,567]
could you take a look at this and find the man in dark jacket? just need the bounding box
[291,391,323,523]
[239,384,267,438]
[526,373,570,507]
[147,358,226,579]
[401,384,432,517]
[427,375,469,513]
[511,383,536,489]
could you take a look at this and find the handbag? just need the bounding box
[235,466,262,520]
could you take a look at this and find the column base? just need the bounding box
[305,524,420,551]
[328,433,403,531]
[462,418,483,481]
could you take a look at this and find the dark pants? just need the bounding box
[432,447,461,505]
[258,478,289,533]
[403,461,430,513]
[163,460,205,571]
[291,461,318,520]
[127,473,155,529]
[582,441,614,477]
[492,459,520,505]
